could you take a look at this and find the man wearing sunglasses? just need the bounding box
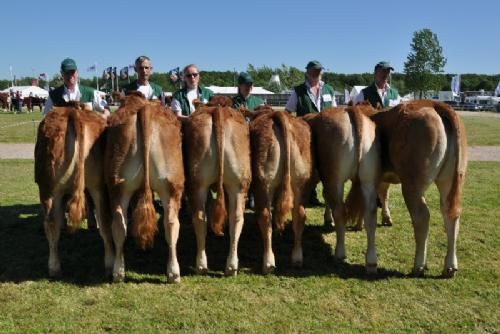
[121,55,163,101]
[171,64,213,117]
[43,58,109,116]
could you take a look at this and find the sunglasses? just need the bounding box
[185,73,199,78]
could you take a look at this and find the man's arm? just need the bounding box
[171,98,184,117]
[43,96,53,116]
[285,91,298,113]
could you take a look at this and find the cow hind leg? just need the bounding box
[324,183,347,262]
[43,195,64,277]
[361,183,378,274]
[402,184,430,277]
[111,193,133,282]
[159,186,182,283]
[256,190,275,274]
[291,195,306,268]
[88,187,114,277]
[225,189,246,277]
[435,177,460,278]
[378,182,393,226]
[191,187,209,274]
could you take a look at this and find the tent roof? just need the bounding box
[206,86,274,95]
[1,86,49,98]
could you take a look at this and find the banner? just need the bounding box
[168,67,181,84]
[87,64,96,72]
[102,67,112,80]
[120,66,129,80]
[451,75,460,96]
[38,73,47,81]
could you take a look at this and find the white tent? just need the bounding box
[1,86,49,98]
[206,86,274,95]
[349,85,366,100]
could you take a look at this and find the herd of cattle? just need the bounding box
[34,94,468,283]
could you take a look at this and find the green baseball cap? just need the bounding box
[306,60,323,70]
[374,61,394,71]
[238,72,253,85]
[61,58,78,73]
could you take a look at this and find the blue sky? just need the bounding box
[2,0,499,80]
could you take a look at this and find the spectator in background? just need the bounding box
[171,64,213,117]
[353,61,401,108]
[285,60,336,211]
[285,60,336,116]
[121,55,163,102]
[15,90,23,113]
[43,58,109,116]
[232,72,264,111]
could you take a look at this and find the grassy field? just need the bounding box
[0,160,499,333]
[1,110,500,145]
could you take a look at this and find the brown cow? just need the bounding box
[34,103,113,277]
[183,96,251,276]
[250,109,314,274]
[308,105,381,273]
[105,93,184,283]
[370,100,467,277]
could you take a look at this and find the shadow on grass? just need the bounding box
[0,204,406,285]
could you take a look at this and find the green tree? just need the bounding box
[404,28,447,98]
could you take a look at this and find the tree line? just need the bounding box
[1,70,498,95]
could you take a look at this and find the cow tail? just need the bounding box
[345,108,365,229]
[273,111,293,232]
[211,107,227,236]
[435,103,468,220]
[132,104,158,249]
[67,107,87,231]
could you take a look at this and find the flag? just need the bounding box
[87,64,96,72]
[495,81,500,96]
[38,73,47,80]
[167,67,180,84]
[102,67,112,80]
[120,66,129,80]
[451,75,460,96]
[110,67,116,80]
[344,88,350,104]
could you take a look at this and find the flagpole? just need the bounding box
[9,66,13,87]
[95,63,98,91]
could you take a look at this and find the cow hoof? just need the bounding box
[366,263,378,275]
[48,268,62,278]
[104,268,113,279]
[442,267,457,278]
[334,256,347,264]
[113,272,125,283]
[412,266,426,277]
[196,266,208,275]
[382,216,393,227]
[167,273,181,284]
[225,267,238,277]
[262,265,275,275]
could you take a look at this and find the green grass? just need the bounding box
[0,160,499,333]
[0,111,42,143]
[460,116,500,145]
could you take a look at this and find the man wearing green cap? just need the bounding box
[353,61,401,108]
[232,72,264,111]
[43,58,109,116]
[121,55,163,101]
[285,60,336,117]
